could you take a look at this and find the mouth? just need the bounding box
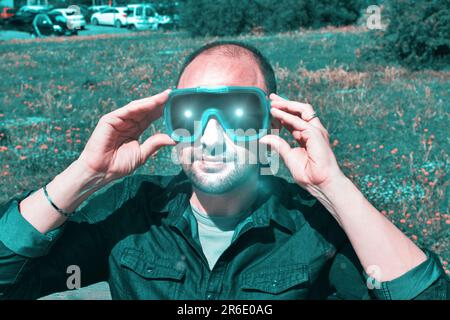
[201,156,227,163]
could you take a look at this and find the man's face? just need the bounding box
[175,54,268,194]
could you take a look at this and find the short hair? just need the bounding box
[176,40,277,94]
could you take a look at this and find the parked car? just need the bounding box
[124,4,156,30]
[125,4,172,31]
[87,5,109,22]
[76,4,90,23]
[90,6,128,28]
[32,13,78,37]
[154,2,179,30]
[4,5,51,33]
[0,7,16,20]
[0,7,15,26]
[48,8,86,30]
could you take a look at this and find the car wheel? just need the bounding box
[114,20,121,28]
[91,18,98,25]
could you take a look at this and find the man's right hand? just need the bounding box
[19,89,176,234]
[78,89,176,183]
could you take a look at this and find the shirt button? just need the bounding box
[272,280,278,287]
[206,293,214,300]
[147,267,153,273]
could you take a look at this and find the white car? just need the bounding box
[90,7,128,28]
[48,8,86,30]
[125,4,160,30]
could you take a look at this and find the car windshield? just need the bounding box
[65,11,75,16]
[145,8,155,16]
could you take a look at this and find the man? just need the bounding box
[0,41,448,300]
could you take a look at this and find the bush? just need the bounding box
[379,0,450,69]
[181,0,365,36]
[180,0,244,36]
[308,0,364,27]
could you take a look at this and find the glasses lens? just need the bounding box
[169,93,208,139]
[219,93,265,137]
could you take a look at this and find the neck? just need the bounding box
[190,173,259,217]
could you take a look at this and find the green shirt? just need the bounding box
[0,171,448,300]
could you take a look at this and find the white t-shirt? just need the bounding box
[190,202,250,270]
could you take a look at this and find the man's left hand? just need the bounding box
[259,93,344,192]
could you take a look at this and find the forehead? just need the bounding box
[177,54,267,92]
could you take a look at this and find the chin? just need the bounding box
[183,161,257,194]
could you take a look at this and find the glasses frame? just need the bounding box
[164,86,271,143]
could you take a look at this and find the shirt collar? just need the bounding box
[149,170,299,234]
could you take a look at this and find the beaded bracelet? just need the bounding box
[42,185,75,218]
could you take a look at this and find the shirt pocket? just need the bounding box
[119,247,186,299]
[239,263,309,299]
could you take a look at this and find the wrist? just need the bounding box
[304,171,351,226]
[306,170,348,199]
[46,159,109,213]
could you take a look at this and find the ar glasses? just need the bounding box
[164,86,271,143]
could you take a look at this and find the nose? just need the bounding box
[200,118,226,156]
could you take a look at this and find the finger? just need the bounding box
[270,107,310,132]
[271,100,329,142]
[140,133,176,164]
[110,88,171,121]
[259,134,292,160]
[270,99,324,129]
[269,93,287,102]
[271,108,326,146]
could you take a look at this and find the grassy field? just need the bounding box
[0,28,449,274]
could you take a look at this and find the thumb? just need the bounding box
[140,133,176,163]
[259,134,291,161]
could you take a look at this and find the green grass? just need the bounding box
[0,29,449,270]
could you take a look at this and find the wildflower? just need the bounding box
[15,145,23,150]
[20,156,26,160]
[40,144,48,150]
[390,148,398,155]
[411,235,418,241]
[399,219,406,224]
[332,139,339,147]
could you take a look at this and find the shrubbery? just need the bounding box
[377,0,450,69]
[180,0,365,36]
